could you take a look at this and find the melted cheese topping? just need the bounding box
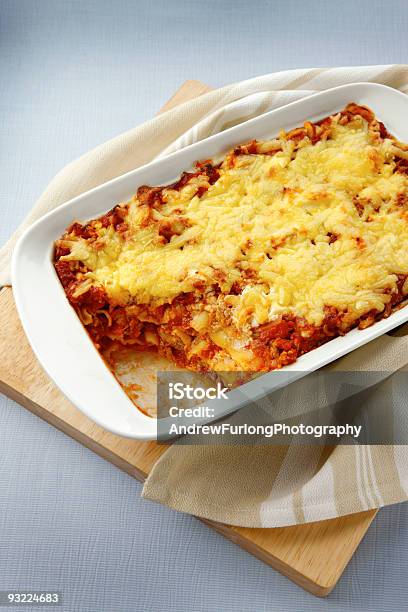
[61,116,408,328]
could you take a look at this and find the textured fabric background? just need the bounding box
[2,0,408,609]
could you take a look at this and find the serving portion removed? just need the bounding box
[54,103,408,375]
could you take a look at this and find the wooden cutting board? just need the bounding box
[0,80,377,598]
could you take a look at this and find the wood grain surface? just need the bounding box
[0,80,377,598]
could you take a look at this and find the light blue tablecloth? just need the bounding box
[1,1,408,610]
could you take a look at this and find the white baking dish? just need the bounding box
[12,83,408,439]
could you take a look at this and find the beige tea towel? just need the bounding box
[2,64,408,527]
[143,333,408,527]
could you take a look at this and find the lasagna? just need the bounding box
[54,103,408,372]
